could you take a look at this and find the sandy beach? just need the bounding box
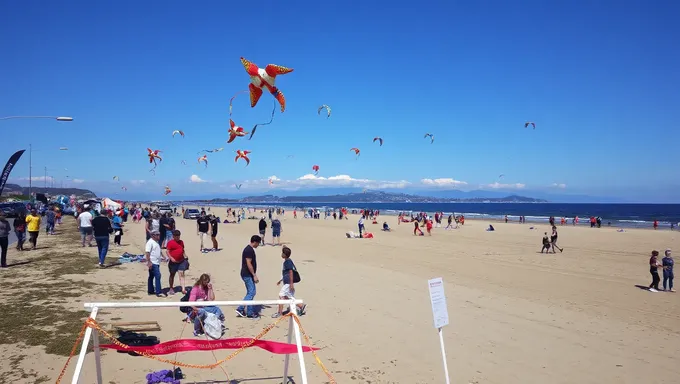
[1,208,679,384]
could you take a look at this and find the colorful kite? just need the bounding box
[373,137,383,146]
[235,183,242,190]
[524,122,536,129]
[235,150,251,166]
[350,147,360,158]
[312,164,319,175]
[317,104,331,118]
[164,186,172,195]
[424,133,434,144]
[198,154,208,168]
[248,102,276,140]
[227,119,249,143]
[268,178,274,186]
[172,130,185,138]
[240,57,294,113]
[147,148,163,168]
[198,148,224,154]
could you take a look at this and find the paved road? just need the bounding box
[6,219,46,246]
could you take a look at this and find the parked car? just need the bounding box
[183,208,200,219]
[0,202,28,218]
[157,204,173,216]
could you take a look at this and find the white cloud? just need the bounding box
[551,183,567,189]
[19,176,54,182]
[71,179,85,184]
[483,182,526,189]
[420,178,468,188]
[241,174,411,190]
[189,174,206,183]
[129,180,146,185]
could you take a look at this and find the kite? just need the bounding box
[198,148,224,154]
[350,147,360,159]
[181,160,187,166]
[268,178,274,186]
[112,176,119,181]
[312,165,319,175]
[227,119,249,143]
[59,147,68,151]
[424,133,434,144]
[235,150,251,166]
[498,174,505,179]
[149,169,156,176]
[198,154,208,168]
[164,186,172,196]
[248,102,276,140]
[147,148,163,168]
[240,57,294,113]
[235,183,242,190]
[373,137,383,146]
[285,155,295,159]
[172,130,185,138]
[317,104,331,118]
[121,186,127,192]
[524,122,536,129]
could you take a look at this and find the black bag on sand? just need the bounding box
[116,331,160,357]
[179,286,193,313]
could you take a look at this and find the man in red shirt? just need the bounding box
[166,230,189,294]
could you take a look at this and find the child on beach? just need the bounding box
[662,249,674,292]
[273,246,306,318]
[426,218,433,235]
[541,232,551,253]
[414,221,424,236]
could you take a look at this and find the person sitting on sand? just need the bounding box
[189,274,225,336]
[541,232,551,253]
[487,224,495,231]
[382,222,391,231]
[413,221,424,236]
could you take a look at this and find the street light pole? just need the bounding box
[28,144,32,199]
[44,166,47,191]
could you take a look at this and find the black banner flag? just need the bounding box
[0,149,26,197]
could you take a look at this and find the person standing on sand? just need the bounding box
[662,249,674,292]
[13,212,26,251]
[541,232,551,253]
[112,210,124,246]
[146,230,165,297]
[358,215,365,238]
[236,235,261,318]
[167,230,189,295]
[45,206,56,235]
[649,250,662,292]
[92,211,113,267]
[77,208,94,247]
[550,225,563,253]
[271,216,282,246]
[258,217,267,246]
[0,213,10,268]
[196,211,210,252]
[210,214,219,250]
[426,217,433,235]
[273,246,306,318]
[26,209,41,250]
[414,220,424,236]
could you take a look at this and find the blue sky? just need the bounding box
[1,0,678,202]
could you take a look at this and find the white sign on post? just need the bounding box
[428,277,451,384]
[428,277,449,328]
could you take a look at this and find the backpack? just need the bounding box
[179,286,193,313]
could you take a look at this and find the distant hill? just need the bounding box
[188,191,547,204]
[1,183,97,198]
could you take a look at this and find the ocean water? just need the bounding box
[196,202,680,229]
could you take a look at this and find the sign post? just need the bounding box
[428,277,451,384]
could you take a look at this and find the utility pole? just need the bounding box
[28,144,32,200]
[44,167,47,191]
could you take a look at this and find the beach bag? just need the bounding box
[203,312,224,340]
[179,286,193,313]
[291,261,301,283]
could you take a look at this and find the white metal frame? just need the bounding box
[70,299,306,384]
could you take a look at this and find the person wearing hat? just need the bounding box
[0,213,10,268]
[662,249,674,292]
[146,230,165,297]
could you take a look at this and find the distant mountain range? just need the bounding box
[187,191,547,204]
[0,183,97,198]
